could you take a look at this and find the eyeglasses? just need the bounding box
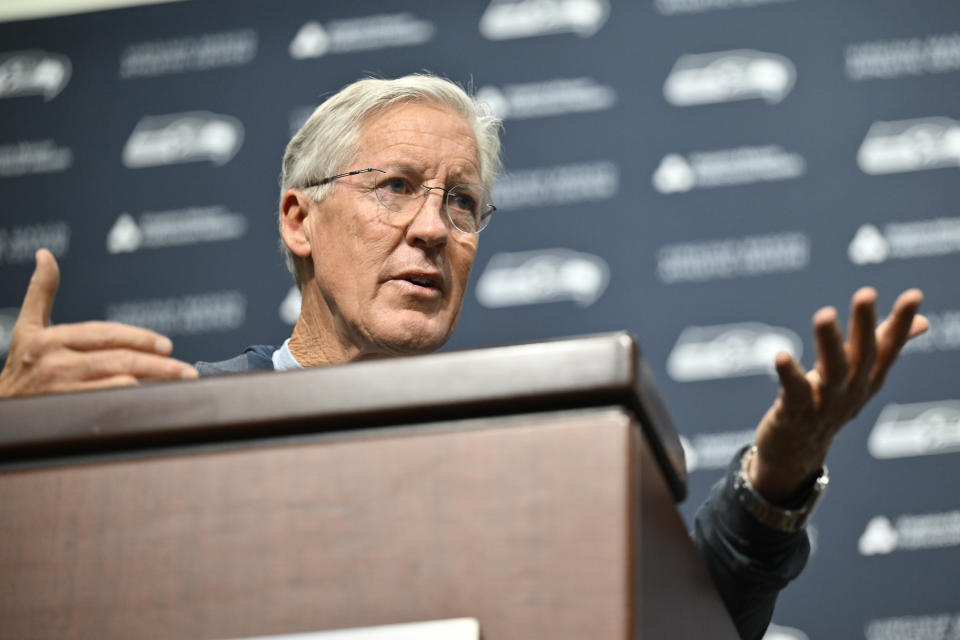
[303,168,496,234]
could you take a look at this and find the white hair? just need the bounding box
[279,74,503,287]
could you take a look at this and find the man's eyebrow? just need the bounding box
[382,163,420,176]
[385,161,479,181]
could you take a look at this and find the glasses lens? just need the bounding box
[371,172,492,234]
[373,173,416,213]
[446,185,487,234]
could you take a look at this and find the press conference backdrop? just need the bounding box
[1,0,958,637]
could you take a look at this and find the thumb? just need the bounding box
[17,248,60,328]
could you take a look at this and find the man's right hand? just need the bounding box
[0,249,198,398]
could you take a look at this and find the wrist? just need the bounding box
[734,446,829,532]
[747,446,825,505]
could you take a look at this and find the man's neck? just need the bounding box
[288,280,360,367]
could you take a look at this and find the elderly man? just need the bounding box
[0,75,928,639]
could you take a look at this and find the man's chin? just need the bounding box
[366,316,454,357]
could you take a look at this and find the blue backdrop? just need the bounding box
[1,1,959,638]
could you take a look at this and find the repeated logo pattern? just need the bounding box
[666,322,802,382]
[0,3,957,637]
[867,401,960,459]
[479,0,610,40]
[857,117,960,175]
[122,112,245,168]
[663,50,796,106]
[476,77,617,120]
[652,145,805,193]
[475,249,610,308]
[289,14,435,58]
[0,50,71,100]
[119,30,257,78]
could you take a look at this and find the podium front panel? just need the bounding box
[1,408,639,639]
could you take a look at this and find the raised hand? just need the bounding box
[748,287,928,503]
[0,249,198,398]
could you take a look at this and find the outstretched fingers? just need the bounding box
[16,249,60,329]
[0,250,200,398]
[846,287,878,393]
[752,287,926,503]
[813,306,848,392]
[52,375,141,394]
[870,289,926,394]
[48,321,173,355]
[70,349,197,381]
[775,351,813,414]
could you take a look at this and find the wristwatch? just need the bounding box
[733,446,829,533]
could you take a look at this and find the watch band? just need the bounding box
[733,445,829,533]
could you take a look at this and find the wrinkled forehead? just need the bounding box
[354,101,481,183]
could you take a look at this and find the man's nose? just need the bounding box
[406,187,449,247]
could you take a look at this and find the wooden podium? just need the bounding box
[0,333,740,639]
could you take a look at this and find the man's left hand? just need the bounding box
[747,287,928,504]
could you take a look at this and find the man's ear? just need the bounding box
[280,189,314,259]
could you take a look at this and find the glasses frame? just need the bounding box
[302,168,496,234]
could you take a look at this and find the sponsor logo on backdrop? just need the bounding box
[480,0,610,40]
[0,140,73,177]
[848,217,960,265]
[847,224,888,264]
[857,117,960,175]
[475,249,609,308]
[657,231,809,284]
[476,77,616,120]
[106,206,247,254]
[492,161,618,210]
[680,429,754,472]
[0,221,70,264]
[667,322,802,382]
[652,145,805,193]
[0,50,71,100]
[846,32,960,81]
[0,308,17,357]
[663,50,795,107]
[867,401,960,459]
[902,309,960,354]
[122,111,244,168]
[865,613,960,640]
[106,291,246,336]
[280,286,301,325]
[289,14,434,59]
[859,510,960,556]
[763,624,809,640]
[120,29,257,78]
[655,0,793,16]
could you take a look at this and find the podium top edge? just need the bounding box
[0,331,687,498]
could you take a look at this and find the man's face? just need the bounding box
[303,102,481,358]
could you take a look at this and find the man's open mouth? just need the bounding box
[406,276,437,288]
[393,271,444,294]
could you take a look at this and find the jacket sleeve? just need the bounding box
[692,448,811,640]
